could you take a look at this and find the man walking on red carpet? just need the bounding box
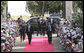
[46,22,53,44]
[26,22,33,45]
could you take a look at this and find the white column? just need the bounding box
[65,1,73,20]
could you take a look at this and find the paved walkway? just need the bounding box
[52,37,65,52]
[12,34,65,52]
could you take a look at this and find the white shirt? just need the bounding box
[62,27,66,31]
[71,30,76,35]
[68,34,70,37]
[70,29,73,32]
[9,24,14,28]
[81,36,83,39]
[77,33,81,36]
[66,29,69,33]
[74,35,77,38]
[64,35,67,38]
[51,19,53,24]
[68,32,70,35]
[28,25,30,31]
[6,33,10,37]
[60,20,64,24]
[60,20,64,26]
[40,21,42,24]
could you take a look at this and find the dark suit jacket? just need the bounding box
[17,18,22,24]
[26,25,33,35]
[46,25,53,34]
[19,24,26,33]
[41,21,46,27]
[41,21,46,31]
[37,21,41,28]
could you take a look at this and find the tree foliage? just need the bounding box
[48,1,62,14]
[72,1,83,30]
[26,1,62,16]
[73,1,83,13]
[1,1,8,14]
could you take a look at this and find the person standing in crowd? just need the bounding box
[17,15,23,26]
[41,18,46,36]
[49,18,54,25]
[71,20,75,27]
[7,13,11,23]
[7,13,11,19]
[60,18,65,27]
[65,19,69,26]
[26,22,33,45]
[19,21,26,42]
[46,22,53,44]
[37,18,41,36]
[39,18,42,35]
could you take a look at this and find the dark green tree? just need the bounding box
[26,1,62,16]
[72,1,83,30]
[1,1,8,14]
[48,1,62,14]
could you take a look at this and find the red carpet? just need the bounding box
[23,37,55,52]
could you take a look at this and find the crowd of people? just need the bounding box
[57,18,83,52]
[1,18,19,52]
[1,15,83,52]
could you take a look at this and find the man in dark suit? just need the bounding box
[37,19,41,36]
[26,22,33,45]
[46,22,53,44]
[19,21,26,42]
[41,19,46,36]
[17,15,23,25]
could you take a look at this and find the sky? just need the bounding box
[8,1,31,16]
